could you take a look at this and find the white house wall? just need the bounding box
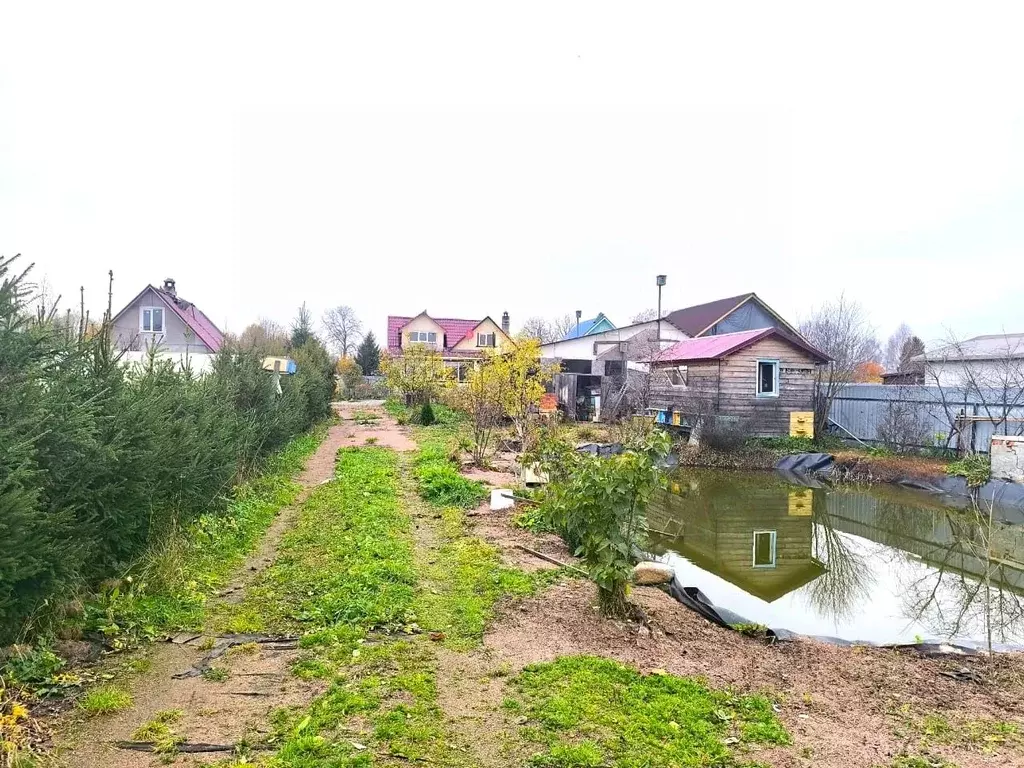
[540,320,687,361]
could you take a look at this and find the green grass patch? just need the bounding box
[78,685,133,715]
[411,442,486,509]
[131,709,184,754]
[945,453,991,487]
[413,503,563,650]
[508,655,789,767]
[83,427,327,648]
[216,447,417,635]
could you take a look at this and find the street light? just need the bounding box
[656,275,667,341]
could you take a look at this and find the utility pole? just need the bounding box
[656,275,667,342]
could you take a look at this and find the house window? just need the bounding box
[667,366,688,387]
[752,530,777,568]
[604,360,625,376]
[141,306,164,334]
[409,331,437,343]
[756,360,779,397]
[477,332,496,347]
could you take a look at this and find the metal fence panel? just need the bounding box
[827,384,1024,453]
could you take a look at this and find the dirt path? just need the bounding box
[50,403,410,767]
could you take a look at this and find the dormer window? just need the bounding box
[477,332,496,347]
[141,306,164,334]
[409,331,437,344]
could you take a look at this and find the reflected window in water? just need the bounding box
[752,530,777,568]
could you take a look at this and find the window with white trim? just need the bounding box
[477,332,496,347]
[409,331,437,343]
[141,306,164,334]
[752,530,777,568]
[667,366,688,387]
[756,360,779,397]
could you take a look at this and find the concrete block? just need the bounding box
[991,436,1024,483]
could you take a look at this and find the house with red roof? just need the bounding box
[386,310,514,378]
[649,327,828,438]
[111,278,224,355]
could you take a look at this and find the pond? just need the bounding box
[647,470,1024,650]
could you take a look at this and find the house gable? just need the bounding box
[398,312,447,352]
[452,316,512,352]
[664,293,803,340]
[110,285,219,354]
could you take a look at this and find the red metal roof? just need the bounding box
[159,292,224,352]
[653,327,828,364]
[387,314,485,354]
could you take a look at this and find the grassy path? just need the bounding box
[45,403,797,768]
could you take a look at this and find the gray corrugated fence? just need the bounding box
[828,384,1024,453]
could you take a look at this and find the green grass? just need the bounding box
[411,446,486,509]
[218,446,470,767]
[78,685,133,715]
[413,503,564,650]
[508,656,789,767]
[84,427,328,647]
[945,453,991,487]
[216,447,417,635]
[131,709,184,753]
[201,666,229,682]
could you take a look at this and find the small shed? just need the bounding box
[649,327,828,438]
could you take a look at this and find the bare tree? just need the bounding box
[550,313,575,340]
[520,313,576,343]
[799,294,879,437]
[630,308,659,324]
[883,323,913,372]
[925,331,1024,450]
[519,316,551,342]
[239,318,290,355]
[322,305,363,357]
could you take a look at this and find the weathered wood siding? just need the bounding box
[650,337,818,437]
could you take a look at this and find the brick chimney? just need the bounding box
[501,311,510,335]
[162,278,177,297]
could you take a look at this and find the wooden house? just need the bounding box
[649,327,828,438]
[647,474,826,602]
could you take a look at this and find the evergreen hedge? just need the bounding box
[0,255,334,643]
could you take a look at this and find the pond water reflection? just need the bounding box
[648,470,1024,649]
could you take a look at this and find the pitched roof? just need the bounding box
[653,327,829,365]
[663,293,756,336]
[386,313,487,353]
[112,284,224,352]
[562,313,614,340]
[920,333,1024,362]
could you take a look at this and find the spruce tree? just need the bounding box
[355,330,381,375]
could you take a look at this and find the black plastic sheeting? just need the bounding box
[659,575,1001,655]
[774,452,835,475]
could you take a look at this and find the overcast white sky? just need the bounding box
[3,2,1023,349]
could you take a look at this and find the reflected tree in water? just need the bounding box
[900,501,1024,650]
[804,505,875,623]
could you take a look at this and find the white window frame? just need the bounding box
[409,331,437,344]
[140,306,165,334]
[477,332,496,348]
[752,530,777,568]
[667,366,688,387]
[756,359,780,398]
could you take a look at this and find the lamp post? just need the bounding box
[656,275,667,342]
